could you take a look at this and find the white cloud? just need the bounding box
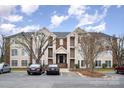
[21,5,39,15]
[49,5,88,29]
[50,15,69,28]
[117,5,122,8]
[0,23,16,32]
[0,24,41,35]
[76,12,99,27]
[102,5,111,18]
[4,15,23,22]
[19,25,40,32]
[68,5,88,18]
[0,6,16,17]
[75,6,111,32]
[85,22,106,32]
[0,6,23,23]
[76,10,107,27]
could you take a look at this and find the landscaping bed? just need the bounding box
[11,68,27,71]
[71,69,105,78]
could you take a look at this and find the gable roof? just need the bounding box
[56,46,67,54]
[53,32,70,38]
[6,32,34,38]
[5,27,112,39]
[89,32,111,38]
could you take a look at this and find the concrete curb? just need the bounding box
[76,72,87,77]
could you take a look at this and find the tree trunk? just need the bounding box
[29,38,33,65]
[0,54,4,62]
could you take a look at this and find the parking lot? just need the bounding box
[0,71,124,88]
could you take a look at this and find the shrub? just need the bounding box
[102,63,107,69]
[75,64,80,69]
[28,62,32,66]
[113,64,118,68]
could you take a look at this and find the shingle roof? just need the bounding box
[6,32,34,38]
[6,30,111,39]
[53,32,70,38]
[89,32,112,38]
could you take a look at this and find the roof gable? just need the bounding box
[53,32,70,38]
[56,46,67,54]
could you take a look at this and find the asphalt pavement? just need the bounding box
[0,71,124,88]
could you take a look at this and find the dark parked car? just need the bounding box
[114,65,124,74]
[46,64,60,75]
[0,63,11,74]
[27,64,45,75]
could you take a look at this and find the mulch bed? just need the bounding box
[72,69,105,78]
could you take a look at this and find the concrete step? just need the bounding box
[60,68,69,72]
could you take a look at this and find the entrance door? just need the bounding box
[56,54,67,68]
[59,55,63,63]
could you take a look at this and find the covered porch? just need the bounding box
[56,47,68,68]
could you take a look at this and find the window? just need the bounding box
[11,49,18,56]
[21,60,28,66]
[12,60,18,66]
[95,60,101,67]
[105,60,111,67]
[70,37,75,46]
[48,48,53,57]
[12,39,18,44]
[70,48,75,58]
[60,39,63,45]
[81,60,84,67]
[22,49,28,56]
[49,36,53,46]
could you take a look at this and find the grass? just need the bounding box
[11,68,27,71]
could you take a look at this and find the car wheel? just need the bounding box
[8,69,11,73]
[27,72,31,75]
[115,70,119,74]
[0,70,3,74]
[46,72,49,75]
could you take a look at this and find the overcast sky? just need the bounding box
[0,5,124,36]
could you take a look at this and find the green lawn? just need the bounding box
[11,68,27,71]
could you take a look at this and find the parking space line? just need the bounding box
[61,72,63,76]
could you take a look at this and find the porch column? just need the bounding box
[58,55,59,64]
[63,55,65,63]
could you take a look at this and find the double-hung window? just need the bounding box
[105,60,111,68]
[95,60,101,67]
[12,49,18,56]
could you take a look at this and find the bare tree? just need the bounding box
[109,35,124,66]
[0,34,11,63]
[78,33,105,71]
[15,31,54,65]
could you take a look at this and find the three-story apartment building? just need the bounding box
[5,27,113,69]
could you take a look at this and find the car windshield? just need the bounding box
[0,63,4,68]
[48,64,58,68]
[29,64,40,68]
